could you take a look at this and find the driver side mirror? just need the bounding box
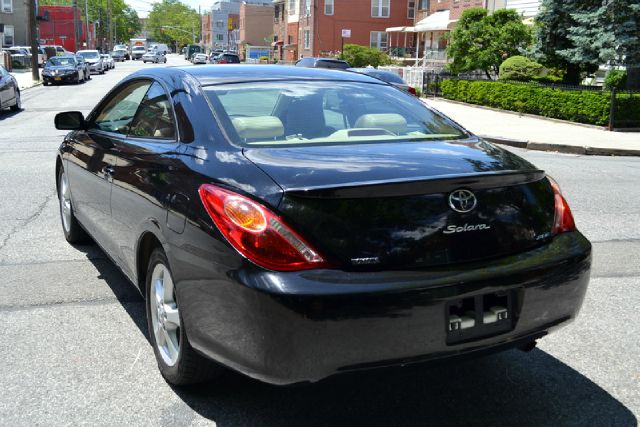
[55,111,86,130]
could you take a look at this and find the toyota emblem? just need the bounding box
[448,189,477,213]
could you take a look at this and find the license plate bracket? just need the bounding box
[446,290,516,345]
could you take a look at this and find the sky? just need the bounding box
[127,0,211,18]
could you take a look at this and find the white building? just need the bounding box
[504,0,541,17]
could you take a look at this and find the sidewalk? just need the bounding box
[423,98,640,156]
[10,69,42,91]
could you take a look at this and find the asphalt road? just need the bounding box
[0,56,638,426]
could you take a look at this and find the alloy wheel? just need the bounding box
[149,263,181,366]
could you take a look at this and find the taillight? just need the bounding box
[548,176,576,234]
[198,184,333,271]
[219,59,227,64]
[408,86,417,96]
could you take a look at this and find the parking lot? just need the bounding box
[0,54,638,426]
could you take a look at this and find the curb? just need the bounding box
[481,135,640,157]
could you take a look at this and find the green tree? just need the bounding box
[499,56,544,81]
[561,0,640,89]
[338,44,394,68]
[446,8,532,79]
[147,0,199,48]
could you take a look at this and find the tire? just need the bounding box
[57,167,89,243]
[75,72,80,84]
[145,248,222,385]
[10,90,21,111]
[100,68,105,75]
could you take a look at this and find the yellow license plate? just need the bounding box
[54,77,62,81]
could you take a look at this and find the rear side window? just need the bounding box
[129,82,176,140]
[91,81,151,134]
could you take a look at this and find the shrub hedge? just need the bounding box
[440,79,613,126]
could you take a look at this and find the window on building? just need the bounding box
[1,0,12,13]
[371,0,390,18]
[325,0,334,15]
[303,29,310,49]
[305,0,311,16]
[408,0,415,18]
[216,34,224,41]
[288,0,296,15]
[2,24,14,46]
[419,0,429,10]
[370,31,388,50]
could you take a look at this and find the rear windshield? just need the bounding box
[204,81,466,147]
[317,60,350,69]
[367,71,405,84]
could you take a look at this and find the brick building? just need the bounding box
[202,13,212,49]
[272,0,286,61]
[239,2,274,46]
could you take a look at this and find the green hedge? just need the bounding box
[440,79,612,126]
[615,93,640,127]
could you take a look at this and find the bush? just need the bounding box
[440,79,612,125]
[498,56,543,81]
[339,44,394,68]
[604,70,627,90]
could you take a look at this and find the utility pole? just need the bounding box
[28,0,39,81]
[72,0,79,51]
[85,0,90,48]
[107,0,112,51]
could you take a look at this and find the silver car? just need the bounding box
[76,50,105,74]
[142,50,166,64]
[100,54,115,69]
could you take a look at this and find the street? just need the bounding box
[0,55,638,426]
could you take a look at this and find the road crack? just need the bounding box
[0,191,56,254]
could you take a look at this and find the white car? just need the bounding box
[142,51,167,64]
[100,54,115,69]
[192,53,208,64]
[75,50,105,74]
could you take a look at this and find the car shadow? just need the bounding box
[81,244,636,427]
[0,109,22,120]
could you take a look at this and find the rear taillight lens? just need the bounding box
[219,59,227,64]
[408,86,417,96]
[199,184,333,271]
[548,176,576,234]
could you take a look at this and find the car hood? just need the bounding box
[243,137,537,192]
[45,66,75,72]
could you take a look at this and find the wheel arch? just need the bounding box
[135,227,168,295]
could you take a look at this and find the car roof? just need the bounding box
[172,64,384,86]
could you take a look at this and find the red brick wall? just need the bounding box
[285,22,299,62]
[315,0,413,56]
[450,0,484,20]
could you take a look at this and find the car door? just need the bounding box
[65,79,152,255]
[0,67,10,108]
[109,81,182,277]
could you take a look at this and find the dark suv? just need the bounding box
[211,53,241,64]
[295,57,351,69]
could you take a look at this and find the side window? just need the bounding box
[128,82,177,140]
[91,80,151,134]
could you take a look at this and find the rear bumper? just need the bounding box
[177,231,591,385]
[43,74,77,83]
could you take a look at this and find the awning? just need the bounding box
[414,10,451,32]
[385,26,416,33]
[271,40,283,46]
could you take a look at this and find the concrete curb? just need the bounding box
[481,135,640,157]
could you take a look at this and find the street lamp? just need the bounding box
[160,25,196,44]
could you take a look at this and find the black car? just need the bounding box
[111,49,127,62]
[54,65,591,386]
[0,65,21,111]
[296,57,351,69]
[348,67,417,95]
[43,56,87,85]
[74,55,91,81]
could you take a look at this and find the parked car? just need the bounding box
[15,46,47,67]
[43,45,71,56]
[149,43,170,55]
[101,54,115,69]
[76,50,105,74]
[113,45,130,60]
[209,52,240,64]
[348,68,417,95]
[42,56,87,85]
[111,50,126,62]
[0,65,21,112]
[131,45,146,60]
[142,50,167,64]
[53,65,591,387]
[295,57,351,69]
[74,55,91,80]
[192,53,208,64]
